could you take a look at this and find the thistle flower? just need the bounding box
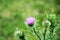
[26,17,41,40]
[26,17,35,26]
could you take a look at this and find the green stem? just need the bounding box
[49,26,54,40]
[46,22,55,40]
[33,28,41,40]
[43,27,47,40]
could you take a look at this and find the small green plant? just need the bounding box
[24,14,56,40]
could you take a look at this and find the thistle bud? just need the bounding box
[48,14,56,21]
[42,20,51,27]
[14,28,22,36]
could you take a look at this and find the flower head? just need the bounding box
[26,17,35,26]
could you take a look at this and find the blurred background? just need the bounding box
[0,0,60,40]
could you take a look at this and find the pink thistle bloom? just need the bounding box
[26,17,35,26]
